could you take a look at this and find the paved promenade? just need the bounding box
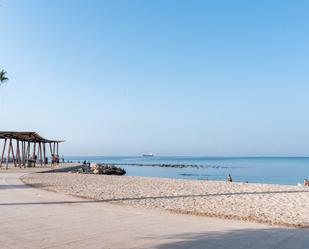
[0,172,308,249]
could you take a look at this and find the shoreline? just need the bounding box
[21,172,309,228]
[66,160,306,186]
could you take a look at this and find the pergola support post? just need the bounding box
[27,142,31,165]
[0,138,7,168]
[16,140,21,167]
[43,143,46,165]
[6,139,12,169]
[53,142,56,155]
[32,142,36,161]
[10,139,17,167]
[22,141,26,167]
[38,142,43,166]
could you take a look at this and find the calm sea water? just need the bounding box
[66,156,309,185]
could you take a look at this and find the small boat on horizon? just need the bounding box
[142,153,154,157]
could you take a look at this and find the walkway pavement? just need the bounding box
[0,172,308,249]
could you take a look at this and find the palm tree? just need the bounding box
[0,70,8,85]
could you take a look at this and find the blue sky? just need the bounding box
[0,0,309,156]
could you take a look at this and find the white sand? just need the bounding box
[21,173,309,227]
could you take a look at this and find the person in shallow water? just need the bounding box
[227,174,233,182]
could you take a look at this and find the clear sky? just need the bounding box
[0,0,308,156]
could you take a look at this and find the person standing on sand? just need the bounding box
[227,174,233,182]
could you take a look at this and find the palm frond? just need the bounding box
[0,70,9,84]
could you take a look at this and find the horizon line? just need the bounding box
[63,155,309,158]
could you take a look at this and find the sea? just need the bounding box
[66,156,309,186]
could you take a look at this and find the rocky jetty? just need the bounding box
[70,163,126,175]
[90,163,126,175]
[113,163,232,169]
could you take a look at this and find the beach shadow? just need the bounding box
[0,183,46,190]
[1,187,309,205]
[1,182,309,205]
[150,228,309,249]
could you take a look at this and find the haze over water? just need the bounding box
[67,156,309,185]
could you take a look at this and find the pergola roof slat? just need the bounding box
[0,131,64,143]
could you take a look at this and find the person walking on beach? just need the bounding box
[227,174,233,182]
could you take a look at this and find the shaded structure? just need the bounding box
[0,131,64,169]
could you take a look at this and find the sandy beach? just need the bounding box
[21,172,309,228]
[3,172,309,249]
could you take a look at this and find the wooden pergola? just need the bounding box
[0,131,64,169]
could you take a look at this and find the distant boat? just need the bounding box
[142,153,154,157]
